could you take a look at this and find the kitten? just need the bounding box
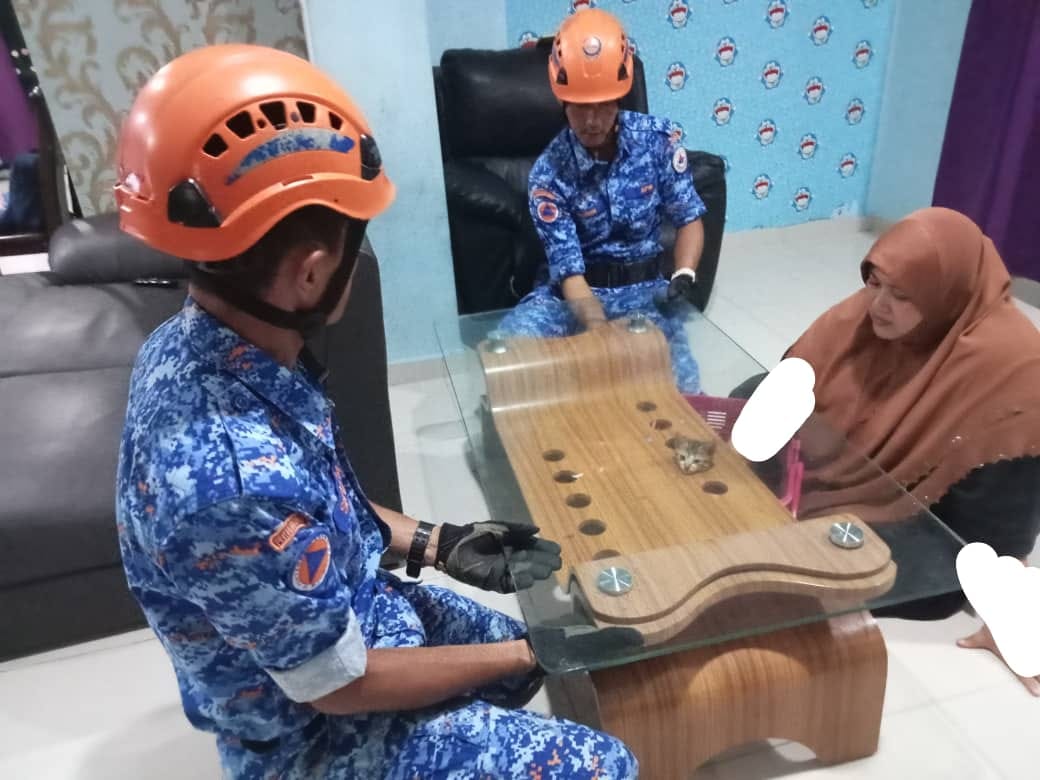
[672,436,716,474]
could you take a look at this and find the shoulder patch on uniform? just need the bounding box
[291,533,331,592]
[672,147,689,174]
[531,187,559,201]
[269,512,309,552]
[536,200,560,224]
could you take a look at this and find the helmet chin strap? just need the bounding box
[193,218,368,338]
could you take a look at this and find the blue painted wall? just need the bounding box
[865,0,971,222]
[427,0,507,64]
[305,1,459,364]
[507,0,894,231]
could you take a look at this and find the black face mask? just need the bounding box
[191,217,368,338]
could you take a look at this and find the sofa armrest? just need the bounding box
[689,151,726,209]
[48,214,185,285]
[659,150,727,312]
[444,160,527,232]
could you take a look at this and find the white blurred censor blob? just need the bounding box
[957,543,1040,678]
[731,358,816,462]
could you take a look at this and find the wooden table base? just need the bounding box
[584,611,886,779]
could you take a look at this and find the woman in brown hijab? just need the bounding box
[787,207,1040,695]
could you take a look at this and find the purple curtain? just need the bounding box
[932,0,1040,281]
[0,46,37,163]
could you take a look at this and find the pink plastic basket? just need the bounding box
[682,394,803,518]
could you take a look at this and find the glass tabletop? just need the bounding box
[435,298,964,675]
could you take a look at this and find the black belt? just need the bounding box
[583,256,662,288]
[240,715,325,754]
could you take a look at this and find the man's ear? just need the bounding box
[286,242,330,299]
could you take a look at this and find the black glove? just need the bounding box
[654,273,698,317]
[528,625,645,673]
[435,521,562,593]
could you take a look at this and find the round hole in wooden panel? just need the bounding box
[579,519,606,535]
[593,549,621,561]
[636,401,657,412]
[703,481,729,495]
[651,419,672,430]
[542,449,565,462]
[554,470,581,483]
[565,493,592,509]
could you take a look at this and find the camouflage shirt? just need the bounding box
[529,110,706,285]
[116,298,391,743]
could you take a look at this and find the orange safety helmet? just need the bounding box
[548,9,634,104]
[115,44,395,262]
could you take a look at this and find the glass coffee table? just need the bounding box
[435,299,963,776]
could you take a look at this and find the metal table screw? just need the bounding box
[597,566,633,596]
[829,521,865,550]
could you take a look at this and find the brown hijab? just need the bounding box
[788,207,1040,520]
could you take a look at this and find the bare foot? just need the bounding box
[957,622,1040,697]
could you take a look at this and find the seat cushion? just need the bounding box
[0,272,185,585]
[48,214,186,285]
[0,366,134,586]
[0,273,185,378]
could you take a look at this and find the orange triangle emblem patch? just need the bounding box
[291,534,332,592]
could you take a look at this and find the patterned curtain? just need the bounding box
[12,0,306,216]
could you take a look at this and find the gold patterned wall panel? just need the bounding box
[13,0,306,216]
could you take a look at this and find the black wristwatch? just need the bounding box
[405,521,435,578]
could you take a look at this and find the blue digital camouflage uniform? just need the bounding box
[116,298,638,779]
[498,109,706,393]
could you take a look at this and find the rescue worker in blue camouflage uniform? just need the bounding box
[114,44,639,779]
[498,8,707,393]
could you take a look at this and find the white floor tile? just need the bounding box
[879,613,1023,702]
[698,703,1001,780]
[0,635,219,778]
[938,681,1040,779]
[0,628,155,674]
[389,372,480,522]
[703,292,792,369]
[709,220,880,365]
[881,652,934,717]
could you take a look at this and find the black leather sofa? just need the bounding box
[433,40,727,315]
[0,215,401,660]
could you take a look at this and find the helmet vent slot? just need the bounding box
[328,112,343,130]
[260,101,288,130]
[296,101,317,123]
[203,133,228,158]
[226,111,255,139]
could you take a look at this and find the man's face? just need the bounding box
[564,100,620,149]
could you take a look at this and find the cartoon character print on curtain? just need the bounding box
[508,0,892,231]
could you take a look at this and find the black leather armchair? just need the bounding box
[433,40,727,315]
[0,215,401,660]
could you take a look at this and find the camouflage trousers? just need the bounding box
[217,575,638,779]
[497,278,701,394]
